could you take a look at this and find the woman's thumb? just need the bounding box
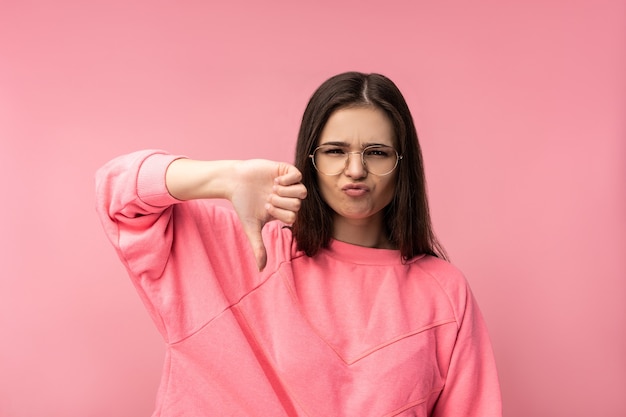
[242,222,267,271]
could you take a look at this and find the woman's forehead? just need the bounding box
[318,107,395,147]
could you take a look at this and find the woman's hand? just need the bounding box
[229,160,307,270]
[166,158,307,270]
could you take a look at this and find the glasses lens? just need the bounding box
[362,145,399,176]
[312,146,345,175]
[311,145,400,176]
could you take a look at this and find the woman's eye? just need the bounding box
[365,148,391,157]
[322,147,346,155]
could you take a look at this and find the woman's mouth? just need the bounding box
[341,183,370,197]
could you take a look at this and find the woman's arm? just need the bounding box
[165,158,307,270]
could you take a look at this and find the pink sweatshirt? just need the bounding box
[96,150,502,417]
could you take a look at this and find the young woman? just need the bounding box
[96,72,501,416]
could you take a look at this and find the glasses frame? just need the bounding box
[309,144,403,176]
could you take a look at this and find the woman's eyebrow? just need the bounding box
[362,142,393,148]
[319,141,350,147]
[320,141,392,148]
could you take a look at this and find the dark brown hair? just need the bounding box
[292,72,447,261]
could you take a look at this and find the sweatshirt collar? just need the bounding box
[322,239,423,265]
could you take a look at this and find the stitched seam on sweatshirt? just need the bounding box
[231,304,309,417]
[278,264,457,366]
[168,259,292,345]
[345,319,457,365]
[414,261,462,331]
[382,386,444,417]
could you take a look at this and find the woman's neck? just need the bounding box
[331,212,395,249]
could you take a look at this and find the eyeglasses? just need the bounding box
[309,144,402,176]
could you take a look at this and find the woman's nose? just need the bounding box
[344,152,367,178]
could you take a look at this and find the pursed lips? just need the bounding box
[341,183,370,197]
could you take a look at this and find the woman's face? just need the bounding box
[315,106,398,241]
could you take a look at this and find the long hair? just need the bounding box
[292,72,447,261]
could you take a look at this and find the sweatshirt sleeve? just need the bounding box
[95,150,264,342]
[95,150,184,280]
[433,279,503,416]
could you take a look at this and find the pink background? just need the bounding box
[1,1,624,416]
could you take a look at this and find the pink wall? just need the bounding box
[1,1,624,416]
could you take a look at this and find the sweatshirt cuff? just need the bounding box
[137,152,186,207]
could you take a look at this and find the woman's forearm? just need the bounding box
[165,158,238,201]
